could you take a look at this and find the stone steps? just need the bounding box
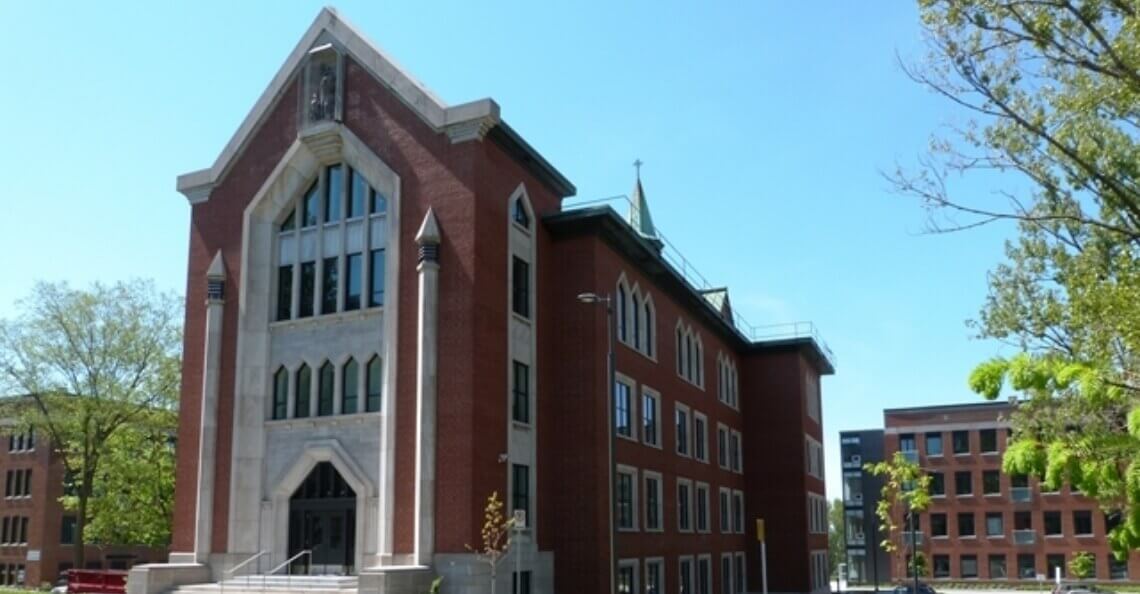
[170,575,358,594]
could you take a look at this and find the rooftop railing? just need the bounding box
[564,195,835,367]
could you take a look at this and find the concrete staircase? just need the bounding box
[170,575,359,594]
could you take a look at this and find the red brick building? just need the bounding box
[845,401,1138,584]
[142,8,835,594]
[0,429,166,588]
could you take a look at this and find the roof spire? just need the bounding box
[629,159,661,249]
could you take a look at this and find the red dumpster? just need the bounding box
[67,570,128,594]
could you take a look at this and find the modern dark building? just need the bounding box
[839,429,889,585]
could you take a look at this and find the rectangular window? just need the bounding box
[697,557,711,594]
[348,169,366,219]
[732,490,744,533]
[933,555,950,578]
[511,464,529,522]
[321,257,338,314]
[276,265,293,320]
[925,432,943,456]
[1047,554,1066,579]
[677,480,691,531]
[512,361,529,424]
[369,249,386,307]
[642,390,659,446]
[989,555,1007,579]
[1044,511,1062,536]
[344,253,362,311]
[318,364,334,416]
[1018,554,1036,579]
[717,426,728,468]
[980,428,998,453]
[986,512,1004,537]
[617,565,634,594]
[958,512,976,537]
[295,366,311,418]
[325,164,343,222]
[644,474,662,531]
[61,516,77,545]
[1110,556,1128,579]
[511,257,529,318]
[645,559,662,594]
[679,558,693,594]
[21,470,29,497]
[1,517,8,544]
[676,405,690,456]
[930,472,945,496]
[721,555,732,594]
[962,555,979,579]
[983,470,1001,495]
[615,380,632,438]
[931,513,947,537]
[952,430,970,454]
[366,357,382,412]
[299,261,316,318]
[955,471,973,496]
[1074,510,1093,535]
[899,433,916,452]
[18,518,25,544]
[696,483,709,532]
[719,488,730,533]
[693,413,707,462]
[617,468,636,531]
[734,554,745,594]
[341,360,358,415]
[512,571,532,594]
[4,471,10,498]
[731,431,743,473]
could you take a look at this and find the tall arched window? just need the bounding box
[275,163,388,321]
[617,284,628,342]
[366,356,383,412]
[318,361,335,416]
[295,364,312,418]
[685,333,694,380]
[342,358,359,414]
[676,326,684,374]
[643,298,654,357]
[631,288,641,350]
[513,197,530,228]
[272,367,288,420]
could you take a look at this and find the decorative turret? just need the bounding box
[629,160,664,252]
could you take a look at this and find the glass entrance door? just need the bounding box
[288,462,357,575]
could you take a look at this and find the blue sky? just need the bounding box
[0,1,1017,497]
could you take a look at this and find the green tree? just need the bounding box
[866,452,931,579]
[891,0,1140,555]
[0,280,181,567]
[1069,551,1096,581]
[466,491,517,594]
[828,498,846,578]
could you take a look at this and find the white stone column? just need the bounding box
[413,209,440,566]
[195,251,226,563]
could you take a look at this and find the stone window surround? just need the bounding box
[675,320,705,389]
[641,386,662,449]
[693,410,709,464]
[643,470,664,533]
[615,372,638,443]
[615,273,657,361]
[267,353,383,420]
[617,464,639,532]
[695,481,711,533]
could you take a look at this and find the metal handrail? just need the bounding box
[220,550,269,594]
[265,549,312,592]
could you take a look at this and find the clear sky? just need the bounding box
[0,1,1017,498]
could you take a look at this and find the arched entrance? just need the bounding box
[288,462,356,575]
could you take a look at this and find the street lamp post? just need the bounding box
[909,509,919,594]
[577,291,618,594]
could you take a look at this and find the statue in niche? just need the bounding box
[309,63,337,122]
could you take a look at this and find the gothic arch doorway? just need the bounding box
[288,462,356,575]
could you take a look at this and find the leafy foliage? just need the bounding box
[828,498,845,578]
[1069,551,1096,580]
[866,452,931,578]
[892,0,1140,556]
[466,491,517,594]
[0,280,181,565]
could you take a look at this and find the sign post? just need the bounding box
[513,510,527,594]
[757,518,768,594]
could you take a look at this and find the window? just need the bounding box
[899,433,916,453]
[719,488,731,533]
[512,197,530,228]
[272,367,289,420]
[676,323,703,386]
[643,298,655,358]
[986,512,1004,537]
[1015,510,1033,531]
[341,358,358,414]
[618,284,628,343]
[955,471,972,496]
[275,166,387,320]
[617,467,636,531]
[926,432,943,456]
[717,425,729,468]
[1044,511,1062,536]
[958,512,975,537]
[983,470,1001,495]
[933,555,950,578]
[805,436,823,478]
[930,472,945,496]
[675,404,690,456]
[980,429,998,453]
[642,389,660,446]
[677,479,692,531]
[615,380,633,439]
[693,413,708,462]
[962,555,979,579]
[1,518,8,544]
[1047,554,1066,579]
[644,472,663,531]
[732,490,745,533]
[679,558,694,594]
[617,562,636,594]
[989,555,1007,579]
[369,248,386,307]
[721,555,733,594]
[952,430,970,454]
[317,361,334,416]
[511,464,529,522]
[805,372,820,422]
[696,483,710,532]
[697,556,712,594]
[731,431,743,473]
[512,257,530,318]
[931,513,948,537]
[1110,556,1128,580]
[1074,510,1094,535]
[734,553,745,594]
[295,364,312,418]
[512,571,532,594]
[645,559,663,594]
[631,289,641,351]
[17,518,25,544]
[61,516,77,545]
[512,361,529,424]
[366,356,382,412]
